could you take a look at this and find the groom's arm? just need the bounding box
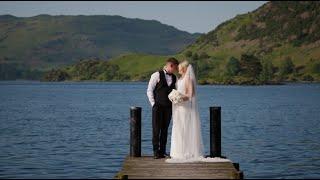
[147,72,159,107]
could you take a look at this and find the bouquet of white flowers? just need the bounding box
[168,89,186,104]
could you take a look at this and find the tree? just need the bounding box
[279,56,295,78]
[303,75,314,81]
[259,59,274,82]
[239,53,262,78]
[42,69,70,81]
[184,50,193,58]
[0,63,19,80]
[192,52,199,61]
[311,61,320,74]
[225,57,240,76]
[199,52,210,59]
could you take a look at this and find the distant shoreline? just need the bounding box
[1,79,320,86]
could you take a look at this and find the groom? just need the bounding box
[147,57,179,159]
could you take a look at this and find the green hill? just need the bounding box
[180,1,320,84]
[41,53,172,82]
[108,53,169,81]
[14,1,320,84]
[0,14,200,79]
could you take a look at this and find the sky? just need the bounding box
[0,1,267,33]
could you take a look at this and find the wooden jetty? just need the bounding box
[114,107,244,179]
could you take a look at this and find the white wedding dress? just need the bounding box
[165,64,231,163]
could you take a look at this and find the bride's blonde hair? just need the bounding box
[178,60,189,71]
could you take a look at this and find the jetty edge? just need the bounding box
[114,106,244,179]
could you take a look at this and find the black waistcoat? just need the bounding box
[153,70,176,107]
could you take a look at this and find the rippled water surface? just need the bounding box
[0,81,320,178]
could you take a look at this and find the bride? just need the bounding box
[166,60,230,163]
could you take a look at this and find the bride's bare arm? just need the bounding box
[183,76,194,101]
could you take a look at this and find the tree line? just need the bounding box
[184,50,319,85]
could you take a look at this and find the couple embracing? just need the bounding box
[147,58,229,163]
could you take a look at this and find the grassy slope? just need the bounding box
[179,2,320,82]
[41,1,320,83]
[108,53,186,80]
[0,15,200,70]
[107,2,320,83]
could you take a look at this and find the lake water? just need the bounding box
[0,81,320,179]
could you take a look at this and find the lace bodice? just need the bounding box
[177,78,186,95]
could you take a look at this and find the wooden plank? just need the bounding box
[117,172,238,179]
[115,156,242,179]
[118,170,238,177]
[123,162,235,167]
[126,176,233,179]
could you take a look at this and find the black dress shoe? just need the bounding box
[158,154,165,158]
[163,153,170,158]
[154,151,161,159]
[159,152,170,158]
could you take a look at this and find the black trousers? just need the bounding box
[152,104,172,155]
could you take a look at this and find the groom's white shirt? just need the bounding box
[147,69,173,107]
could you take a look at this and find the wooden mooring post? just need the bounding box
[130,106,141,157]
[210,106,222,158]
[115,106,244,179]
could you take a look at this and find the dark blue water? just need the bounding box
[0,81,320,179]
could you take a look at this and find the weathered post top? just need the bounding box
[210,106,222,158]
[130,106,141,157]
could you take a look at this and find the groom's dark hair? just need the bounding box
[166,57,179,66]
